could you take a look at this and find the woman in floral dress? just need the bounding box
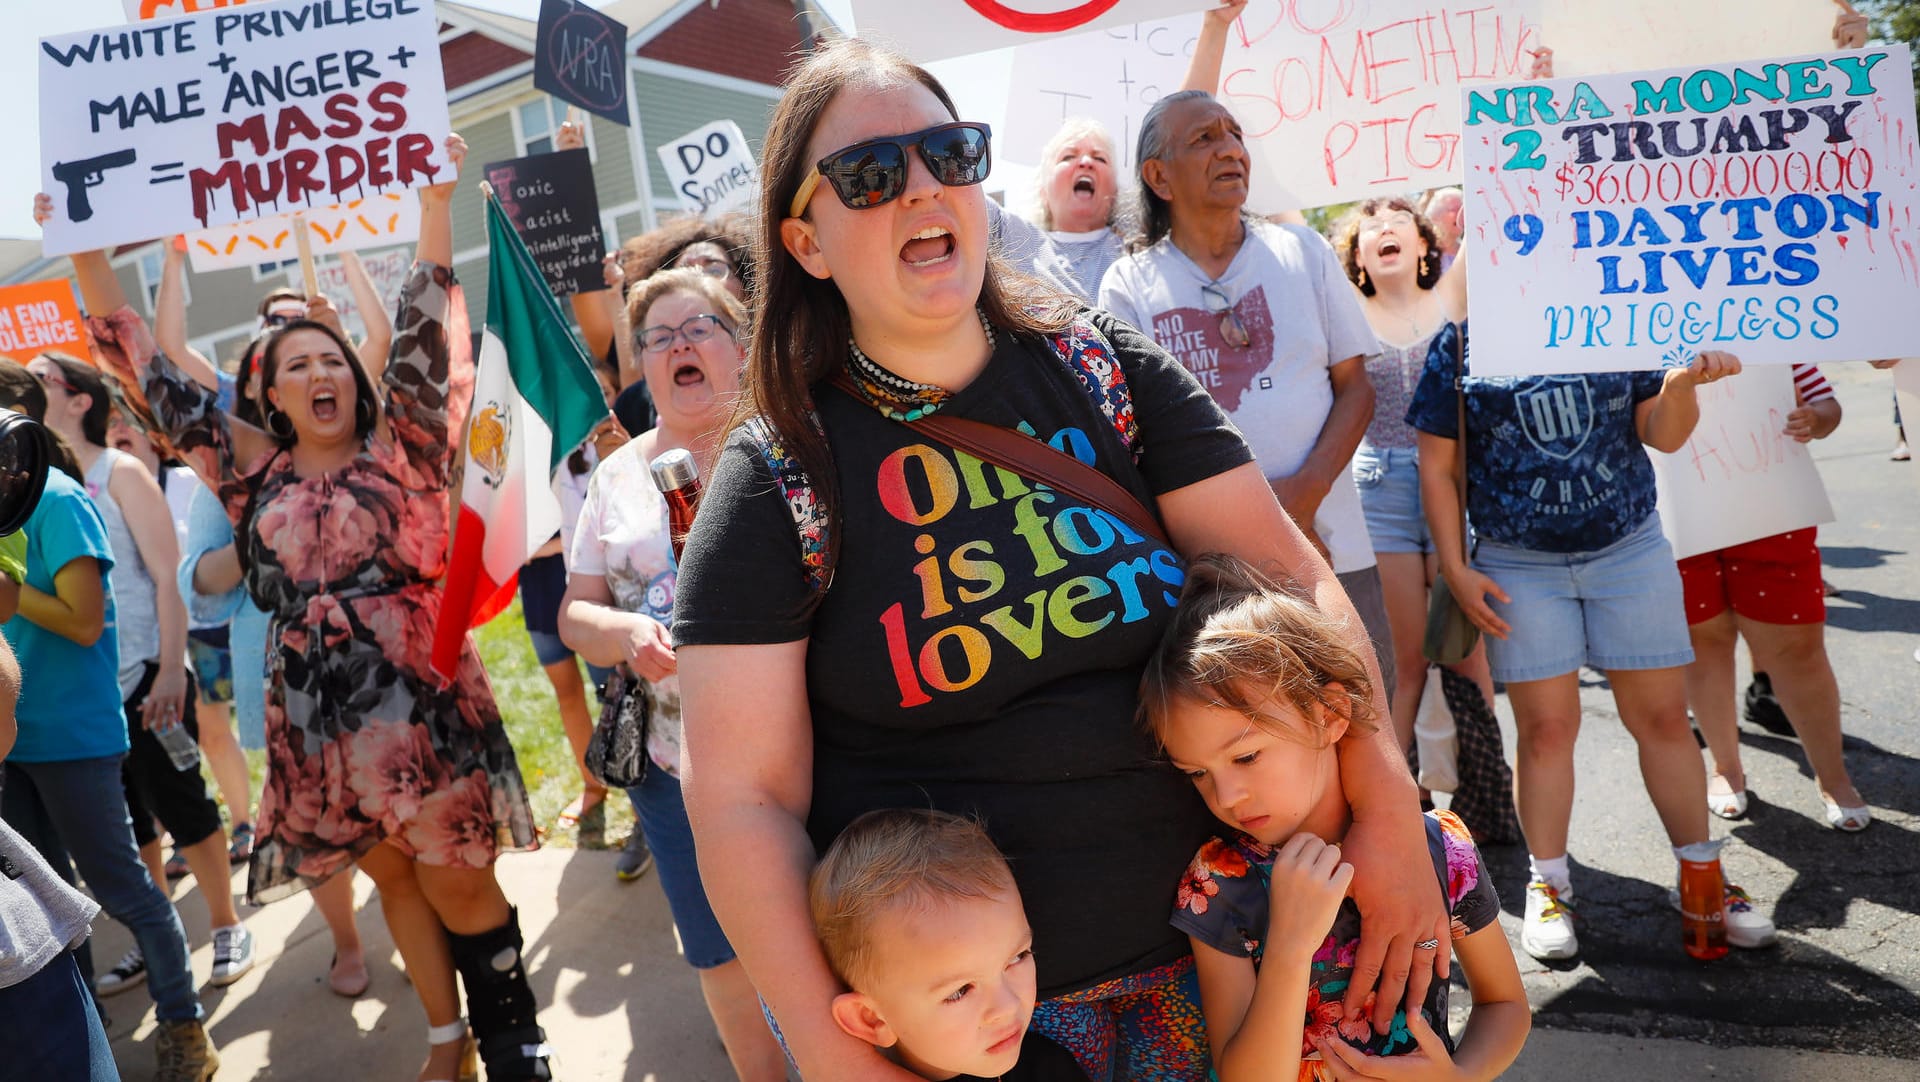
[57,136,553,1082]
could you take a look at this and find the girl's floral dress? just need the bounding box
[1171,811,1498,1082]
[92,262,537,904]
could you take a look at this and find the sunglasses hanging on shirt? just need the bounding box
[1200,283,1252,349]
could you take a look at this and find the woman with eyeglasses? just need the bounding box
[673,38,1440,1082]
[1329,197,1490,761]
[557,268,783,1081]
[53,137,556,1082]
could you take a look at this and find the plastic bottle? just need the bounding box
[153,716,203,772]
[1676,840,1728,961]
[649,448,702,563]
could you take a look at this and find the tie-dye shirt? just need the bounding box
[1172,811,1499,1081]
[674,310,1252,996]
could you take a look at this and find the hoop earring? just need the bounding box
[265,408,294,440]
[355,395,376,432]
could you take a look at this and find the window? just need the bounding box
[134,246,186,315]
[253,257,300,282]
[513,98,596,160]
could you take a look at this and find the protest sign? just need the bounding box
[285,245,411,341]
[1651,365,1833,560]
[534,0,631,127]
[0,279,86,363]
[484,148,606,296]
[125,0,263,20]
[37,0,451,257]
[187,191,420,272]
[657,121,759,218]
[1461,46,1920,377]
[1004,0,1544,210]
[849,0,1210,65]
[1542,0,1837,80]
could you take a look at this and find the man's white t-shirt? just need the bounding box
[1099,220,1381,573]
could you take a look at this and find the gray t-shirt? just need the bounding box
[1099,221,1382,573]
[0,817,99,989]
[987,201,1124,304]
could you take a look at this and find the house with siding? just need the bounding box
[4,0,811,372]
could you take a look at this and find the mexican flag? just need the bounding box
[430,193,608,683]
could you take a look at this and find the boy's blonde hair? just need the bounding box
[809,808,1016,989]
[1140,553,1379,747]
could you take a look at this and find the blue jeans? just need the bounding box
[0,951,121,1081]
[2,757,202,1023]
[626,767,736,970]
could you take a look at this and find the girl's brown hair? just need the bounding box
[627,267,750,340]
[1140,553,1378,748]
[1334,197,1443,296]
[743,37,1074,582]
[0,359,83,482]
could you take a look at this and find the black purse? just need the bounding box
[585,665,650,790]
[1422,323,1481,666]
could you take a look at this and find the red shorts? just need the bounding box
[1677,528,1825,626]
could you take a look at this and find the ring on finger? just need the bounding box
[1414,938,1441,950]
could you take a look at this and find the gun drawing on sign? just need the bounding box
[50,149,138,223]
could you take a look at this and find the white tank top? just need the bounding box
[84,447,159,695]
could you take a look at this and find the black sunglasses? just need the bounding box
[789,122,993,217]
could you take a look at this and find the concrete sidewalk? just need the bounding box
[98,849,1917,1080]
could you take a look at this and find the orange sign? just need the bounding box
[0,280,86,363]
[127,0,258,20]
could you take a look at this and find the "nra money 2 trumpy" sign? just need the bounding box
[37,0,451,257]
[1462,46,1920,376]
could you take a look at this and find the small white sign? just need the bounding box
[1652,365,1833,560]
[188,191,420,272]
[657,120,759,219]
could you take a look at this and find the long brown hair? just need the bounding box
[743,37,1073,579]
[1334,196,1443,296]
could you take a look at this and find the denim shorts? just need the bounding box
[1353,446,1431,555]
[627,766,736,970]
[1474,515,1694,683]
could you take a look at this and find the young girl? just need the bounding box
[1145,554,1530,1082]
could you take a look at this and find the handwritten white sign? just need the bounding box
[187,191,420,272]
[38,0,450,257]
[1652,365,1834,560]
[285,245,411,341]
[1542,0,1838,79]
[1004,0,1543,211]
[1462,46,1920,376]
[848,0,1210,65]
[657,120,759,218]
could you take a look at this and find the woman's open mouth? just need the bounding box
[1072,174,1097,197]
[311,389,338,422]
[901,226,955,268]
[673,362,706,387]
[1378,238,1403,259]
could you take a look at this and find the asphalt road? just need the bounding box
[1462,362,1920,1060]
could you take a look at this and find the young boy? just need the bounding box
[809,808,1081,1082]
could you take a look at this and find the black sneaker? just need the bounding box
[97,947,147,996]
[615,828,654,882]
[1743,672,1797,738]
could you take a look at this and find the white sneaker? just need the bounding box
[210,925,256,986]
[97,946,147,996]
[1668,883,1777,949]
[1521,878,1579,960]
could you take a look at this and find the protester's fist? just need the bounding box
[603,252,626,293]
[556,121,587,152]
[32,193,54,227]
[1202,0,1248,30]
[164,234,187,265]
[420,133,467,203]
[307,293,345,337]
[1833,0,1869,49]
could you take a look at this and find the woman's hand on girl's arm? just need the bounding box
[1159,461,1443,1031]
[679,641,923,1082]
[415,134,465,268]
[155,236,222,392]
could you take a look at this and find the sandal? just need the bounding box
[227,822,255,865]
[1708,775,1749,820]
[1823,794,1872,832]
[163,850,191,880]
[423,1019,479,1082]
[556,785,608,829]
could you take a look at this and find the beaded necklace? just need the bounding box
[843,309,995,422]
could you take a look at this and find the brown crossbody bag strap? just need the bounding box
[830,373,1171,549]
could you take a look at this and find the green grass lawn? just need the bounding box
[233,597,634,850]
